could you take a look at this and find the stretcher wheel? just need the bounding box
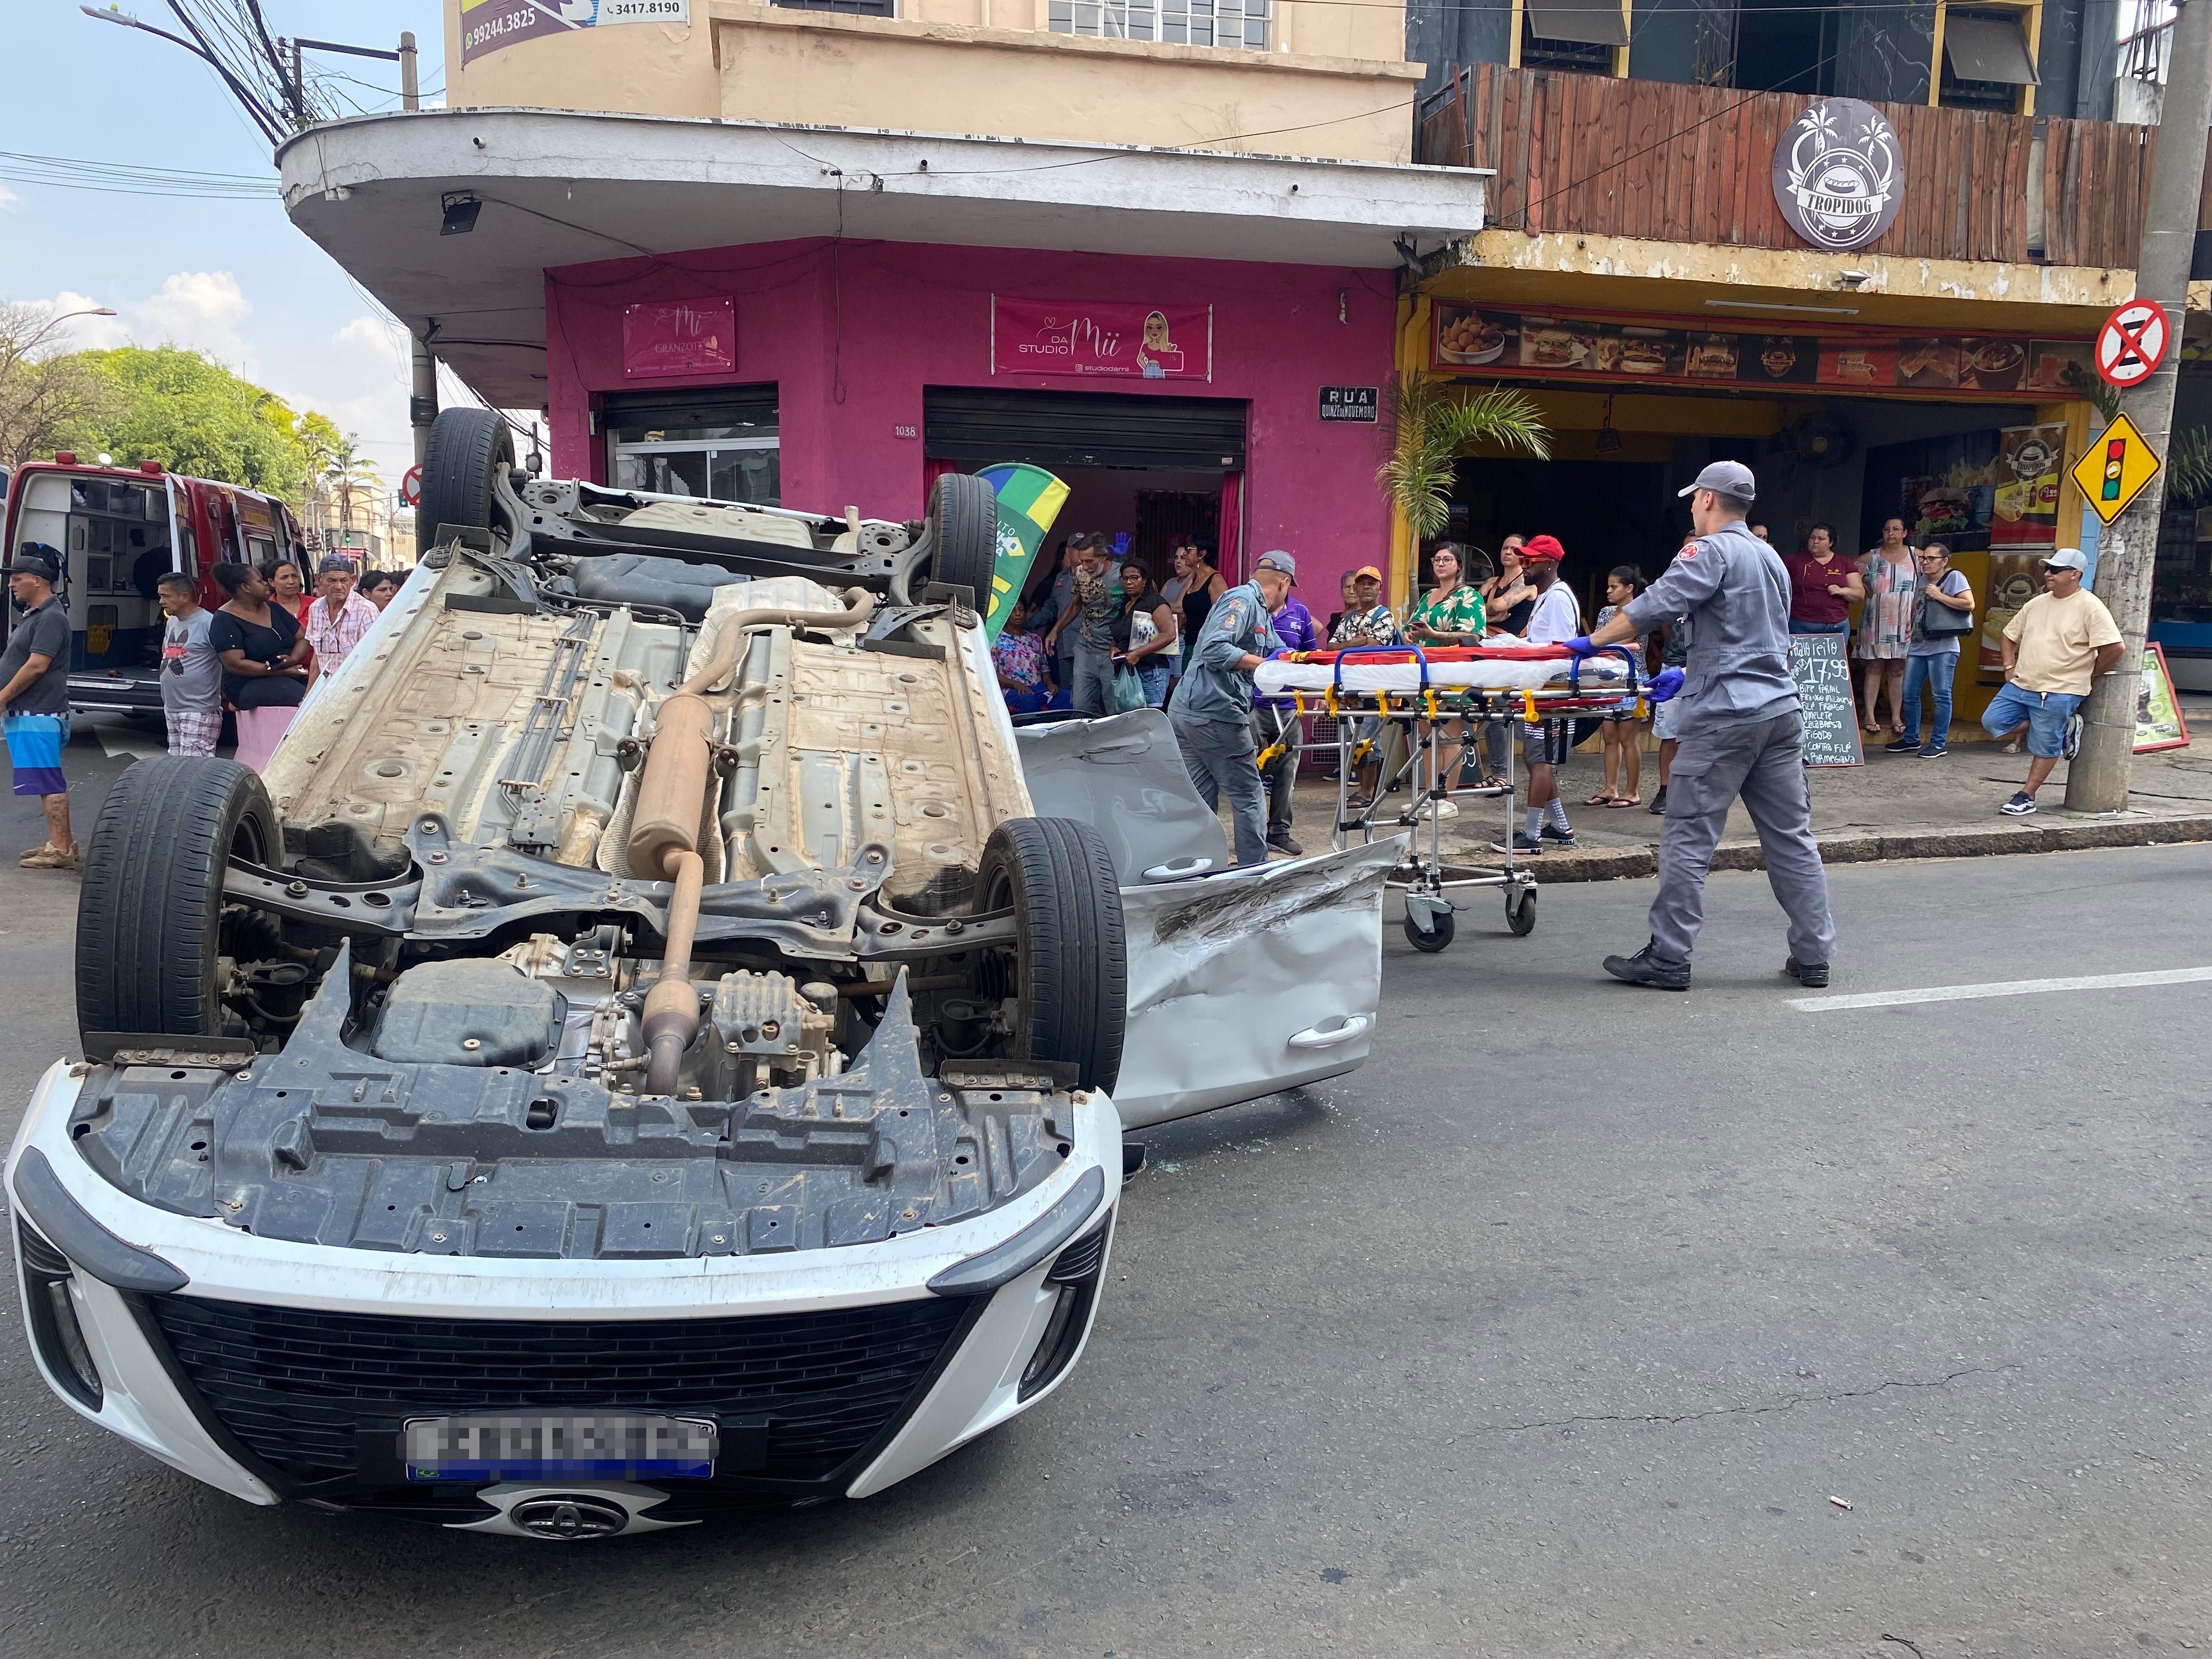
[1505,885,1537,937]
[1403,909,1455,952]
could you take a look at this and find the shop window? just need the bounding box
[1512,0,1629,75]
[1731,0,1835,96]
[604,388,781,505]
[1937,4,2040,114]
[772,0,896,12]
[1048,0,1270,50]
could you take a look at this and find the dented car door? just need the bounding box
[1015,710,1394,1130]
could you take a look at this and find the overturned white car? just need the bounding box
[10,410,1391,1538]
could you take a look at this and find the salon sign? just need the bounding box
[991,296,1212,381]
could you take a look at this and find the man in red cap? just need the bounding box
[1493,535,1582,856]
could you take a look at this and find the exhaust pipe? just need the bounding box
[628,588,875,1094]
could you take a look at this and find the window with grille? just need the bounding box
[1048,0,1272,49]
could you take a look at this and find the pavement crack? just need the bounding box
[1879,1636,1927,1659]
[1499,1364,2019,1434]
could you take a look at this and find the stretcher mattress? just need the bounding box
[1254,639,1636,696]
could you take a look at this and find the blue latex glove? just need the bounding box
[1647,667,1686,704]
[1561,635,1599,658]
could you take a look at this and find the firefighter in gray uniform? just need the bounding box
[1570,460,1837,991]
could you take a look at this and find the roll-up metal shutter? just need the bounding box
[598,385,780,432]
[923,388,1246,471]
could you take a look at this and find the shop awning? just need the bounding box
[1943,12,2040,85]
[1523,0,1630,47]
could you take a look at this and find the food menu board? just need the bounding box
[1434,303,2095,399]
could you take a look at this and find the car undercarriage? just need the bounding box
[10,409,1390,1536]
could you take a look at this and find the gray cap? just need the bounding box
[5,543,61,582]
[1677,460,1757,503]
[317,554,357,575]
[1253,549,1297,583]
[2042,548,2088,572]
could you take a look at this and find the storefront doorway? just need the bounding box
[600,386,781,503]
[922,387,1246,596]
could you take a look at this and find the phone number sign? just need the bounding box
[460,0,691,67]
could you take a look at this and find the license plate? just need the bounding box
[403,1415,718,1481]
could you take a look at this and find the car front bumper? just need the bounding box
[8,1059,1120,1531]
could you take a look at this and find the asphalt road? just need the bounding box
[2,821,2209,1658]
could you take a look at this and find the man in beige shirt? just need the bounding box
[1979,548,2124,815]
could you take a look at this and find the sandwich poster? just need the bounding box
[1434,302,2078,400]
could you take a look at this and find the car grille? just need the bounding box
[143,1293,973,1496]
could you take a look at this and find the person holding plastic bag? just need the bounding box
[1113,557,1180,708]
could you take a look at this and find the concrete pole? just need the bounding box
[398,32,419,111]
[2066,0,2212,811]
[410,326,438,469]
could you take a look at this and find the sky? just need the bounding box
[2,1,454,489]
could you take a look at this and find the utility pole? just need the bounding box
[2067,0,2212,811]
[399,31,419,111]
[411,324,439,468]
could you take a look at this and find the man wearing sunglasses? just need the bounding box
[1981,549,2124,816]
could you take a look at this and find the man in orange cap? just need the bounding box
[1492,534,1581,856]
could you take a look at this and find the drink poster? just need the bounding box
[993,297,1212,381]
[1788,633,1864,768]
[1990,425,2064,549]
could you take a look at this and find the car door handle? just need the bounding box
[1287,1014,1371,1050]
[1141,857,1215,883]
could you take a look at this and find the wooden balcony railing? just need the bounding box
[1419,63,2174,271]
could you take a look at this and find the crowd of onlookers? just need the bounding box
[985,511,2128,863]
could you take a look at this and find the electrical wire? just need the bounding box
[0,150,278,199]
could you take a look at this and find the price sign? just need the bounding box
[2095,300,2168,390]
[1787,633,1864,768]
[2070,412,2162,525]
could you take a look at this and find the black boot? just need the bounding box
[1602,940,1691,991]
[1782,956,1830,989]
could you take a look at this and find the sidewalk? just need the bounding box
[1280,695,2212,882]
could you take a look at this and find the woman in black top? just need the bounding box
[207,561,309,772]
[1173,540,1226,644]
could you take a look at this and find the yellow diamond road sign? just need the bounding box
[2072,413,2162,526]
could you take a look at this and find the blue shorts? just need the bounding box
[5,712,69,797]
[1981,683,2081,759]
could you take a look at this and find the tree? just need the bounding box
[0,302,118,467]
[60,346,340,506]
[1378,374,1551,543]
[324,431,380,540]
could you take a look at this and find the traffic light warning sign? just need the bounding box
[2070,413,2162,526]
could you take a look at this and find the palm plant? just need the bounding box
[1378,373,1551,541]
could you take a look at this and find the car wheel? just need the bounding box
[417,407,513,558]
[977,817,1126,1093]
[76,757,279,1044]
[924,472,999,603]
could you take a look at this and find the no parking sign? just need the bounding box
[2095,300,2169,390]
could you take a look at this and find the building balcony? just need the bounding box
[1417,62,2194,273]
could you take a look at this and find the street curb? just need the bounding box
[1441,812,2212,884]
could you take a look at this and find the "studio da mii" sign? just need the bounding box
[1772,98,1903,254]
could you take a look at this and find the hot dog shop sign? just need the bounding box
[1772,98,1903,254]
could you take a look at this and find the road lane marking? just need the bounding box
[1792,966,2212,1012]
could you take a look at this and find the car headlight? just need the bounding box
[16,1221,103,1410]
[1018,1216,1111,1401]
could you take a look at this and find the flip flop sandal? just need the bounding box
[1605,796,1641,808]
[1584,792,1618,805]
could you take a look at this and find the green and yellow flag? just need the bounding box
[976,461,1070,642]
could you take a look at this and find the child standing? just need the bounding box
[1588,565,1647,808]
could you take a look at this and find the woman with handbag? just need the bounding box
[1888,540,1975,758]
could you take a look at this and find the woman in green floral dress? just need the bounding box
[1398,546,1489,809]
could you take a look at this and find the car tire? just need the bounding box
[924,472,999,603]
[76,757,279,1044]
[417,407,513,558]
[977,817,1126,1093]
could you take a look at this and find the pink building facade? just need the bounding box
[543,238,1397,595]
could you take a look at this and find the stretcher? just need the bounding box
[1257,641,1646,953]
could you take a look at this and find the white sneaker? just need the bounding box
[1420,798,1459,820]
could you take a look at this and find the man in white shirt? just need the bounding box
[303,556,381,689]
[1495,534,1582,855]
[1979,548,2124,815]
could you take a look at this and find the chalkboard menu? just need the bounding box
[1788,633,1865,768]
